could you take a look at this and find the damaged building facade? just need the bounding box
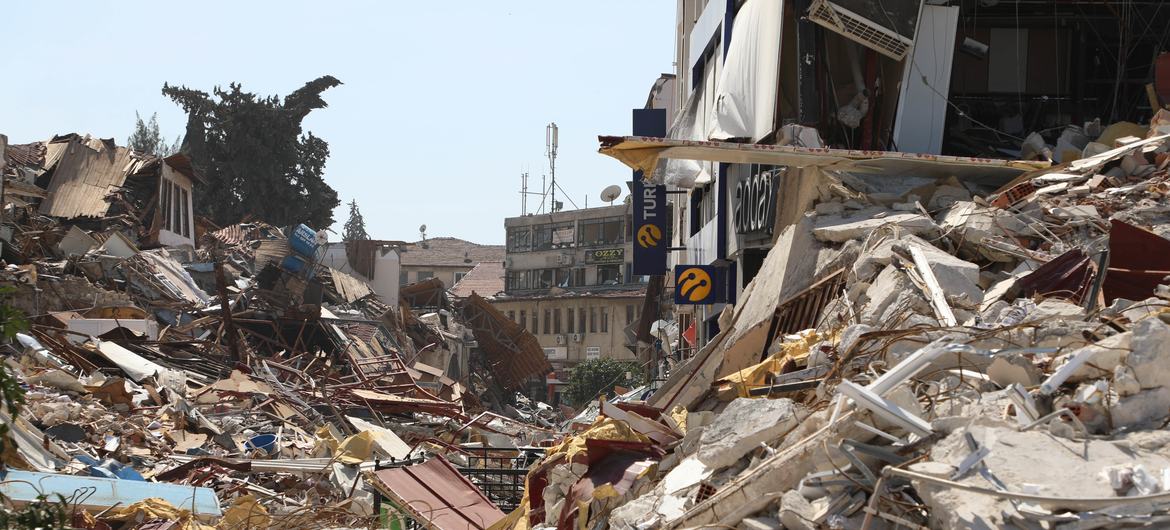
[492,204,648,404]
[650,0,1170,349]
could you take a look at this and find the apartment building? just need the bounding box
[490,203,648,402]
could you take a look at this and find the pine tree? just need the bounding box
[127,112,181,156]
[162,76,342,228]
[343,199,370,242]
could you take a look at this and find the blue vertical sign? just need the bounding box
[632,108,668,276]
[633,180,667,275]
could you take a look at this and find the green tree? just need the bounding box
[162,76,342,228]
[127,112,180,156]
[0,287,67,529]
[563,358,643,407]
[343,199,371,242]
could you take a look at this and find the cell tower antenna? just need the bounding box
[546,122,559,212]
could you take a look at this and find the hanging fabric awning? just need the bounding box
[599,135,1050,187]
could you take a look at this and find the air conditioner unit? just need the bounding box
[555,334,566,345]
[505,257,514,268]
[807,0,923,61]
[572,333,583,343]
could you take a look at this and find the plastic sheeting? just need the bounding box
[710,0,783,142]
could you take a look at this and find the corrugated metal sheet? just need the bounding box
[460,293,552,391]
[38,135,151,219]
[366,458,505,530]
[329,267,374,303]
[1104,219,1170,303]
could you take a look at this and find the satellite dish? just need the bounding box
[600,185,622,205]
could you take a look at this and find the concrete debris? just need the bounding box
[485,115,1170,529]
[13,53,1170,530]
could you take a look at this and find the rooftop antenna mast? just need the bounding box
[546,122,559,212]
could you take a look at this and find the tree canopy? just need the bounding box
[343,199,371,242]
[563,358,643,407]
[162,76,342,228]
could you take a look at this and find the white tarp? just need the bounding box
[892,4,959,155]
[709,0,783,142]
[661,82,714,188]
[96,340,164,382]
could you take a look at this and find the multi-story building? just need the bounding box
[489,203,648,404]
[397,237,504,289]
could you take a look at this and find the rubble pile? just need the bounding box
[493,123,1170,529]
[0,134,561,528]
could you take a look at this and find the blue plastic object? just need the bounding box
[245,434,278,455]
[288,224,318,257]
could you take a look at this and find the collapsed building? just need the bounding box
[472,114,1170,530]
[0,133,562,529]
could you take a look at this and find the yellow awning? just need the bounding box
[597,135,1050,186]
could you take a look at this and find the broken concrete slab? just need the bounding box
[697,397,802,471]
[812,209,938,243]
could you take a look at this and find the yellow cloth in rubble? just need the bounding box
[103,498,214,530]
[315,425,381,464]
[547,416,651,464]
[717,329,822,398]
[217,494,270,530]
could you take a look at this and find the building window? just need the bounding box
[578,308,586,335]
[626,305,635,325]
[520,310,527,331]
[417,271,434,281]
[625,264,649,285]
[530,311,538,334]
[508,310,516,322]
[400,271,408,285]
[577,216,625,247]
[505,270,530,291]
[536,269,554,290]
[543,309,551,335]
[553,308,562,334]
[597,265,622,285]
[572,268,586,287]
[454,271,467,284]
[533,223,575,250]
[161,177,192,239]
[600,307,609,333]
[507,227,532,252]
[589,307,597,333]
[567,308,575,334]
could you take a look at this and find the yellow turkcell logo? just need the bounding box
[637,224,662,248]
[678,267,712,302]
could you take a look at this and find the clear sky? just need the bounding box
[2,1,675,244]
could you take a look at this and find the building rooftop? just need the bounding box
[397,237,504,267]
[449,261,505,299]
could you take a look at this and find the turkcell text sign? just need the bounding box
[674,265,723,305]
[633,179,667,275]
